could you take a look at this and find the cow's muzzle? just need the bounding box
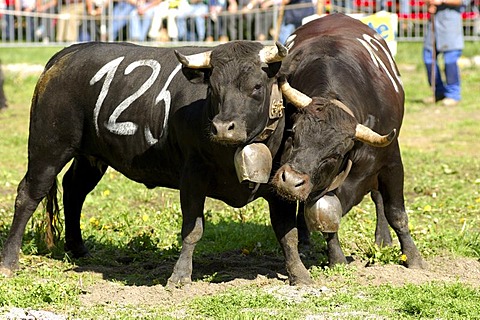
[272,164,312,201]
[210,118,247,144]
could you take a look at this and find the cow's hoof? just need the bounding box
[328,255,348,267]
[166,275,192,288]
[375,234,393,247]
[288,265,313,286]
[64,243,91,258]
[289,273,314,286]
[0,265,14,277]
[404,256,428,270]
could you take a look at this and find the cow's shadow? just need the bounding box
[51,220,328,287]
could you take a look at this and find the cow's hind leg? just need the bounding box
[0,158,71,276]
[63,156,107,258]
[323,232,348,267]
[371,190,393,247]
[378,155,426,269]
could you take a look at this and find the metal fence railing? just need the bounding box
[1,0,479,46]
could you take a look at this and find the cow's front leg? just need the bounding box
[167,215,204,286]
[268,198,313,285]
[323,232,347,266]
[168,163,207,287]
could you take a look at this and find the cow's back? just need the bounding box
[283,13,404,131]
[30,42,210,186]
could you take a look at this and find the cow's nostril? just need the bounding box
[211,124,218,135]
[294,180,305,188]
[281,170,287,182]
[227,122,235,131]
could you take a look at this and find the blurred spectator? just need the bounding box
[224,0,242,40]
[85,0,109,41]
[35,0,57,42]
[148,0,184,41]
[423,0,467,106]
[330,0,352,13]
[16,0,36,41]
[242,0,275,40]
[206,0,229,42]
[111,0,136,40]
[129,0,161,41]
[278,0,314,44]
[3,0,16,40]
[0,61,7,110]
[176,0,208,41]
[56,0,84,42]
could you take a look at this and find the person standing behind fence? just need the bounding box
[129,0,161,41]
[277,0,314,44]
[3,0,15,40]
[423,0,467,106]
[56,0,84,42]
[242,0,276,41]
[85,0,108,41]
[16,0,36,41]
[111,0,143,40]
[206,0,229,42]
[35,0,58,42]
[148,0,184,41]
[176,0,208,41]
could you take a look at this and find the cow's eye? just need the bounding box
[251,84,263,100]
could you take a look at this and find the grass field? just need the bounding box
[0,41,479,319]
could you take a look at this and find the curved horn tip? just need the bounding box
[386,128,397,143]
[275,41,288,57]
[284,34,297,50]
[174,50,188,66]
[389,128,397,138]
[355,125,397,147]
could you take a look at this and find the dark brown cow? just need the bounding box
[273,14,425,269]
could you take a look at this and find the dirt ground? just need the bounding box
[77,254,480,308]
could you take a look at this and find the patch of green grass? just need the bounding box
[0,257,83,308]
[0,47,64,65]
[186,281,480,319]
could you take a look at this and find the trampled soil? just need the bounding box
[77,254,480,308]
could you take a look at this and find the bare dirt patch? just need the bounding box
[78,254,480,308]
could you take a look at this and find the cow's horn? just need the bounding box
[355,125,397,147]
[174,50,212,69]
[259,41,288,64]
[279,80,312,108]
[331,99,355,118]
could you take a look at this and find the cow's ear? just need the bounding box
[181,67,211,84]
[262,62,282,78]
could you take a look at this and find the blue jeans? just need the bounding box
[176,3,208,41]
[112,2,136,40]
[278,23,296,45]
[129,8,156,41]
[423,48,462,101]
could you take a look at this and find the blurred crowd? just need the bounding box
[0,0,317,43]
[2,0,478,43]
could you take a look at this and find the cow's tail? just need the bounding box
[44,179,61,249]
